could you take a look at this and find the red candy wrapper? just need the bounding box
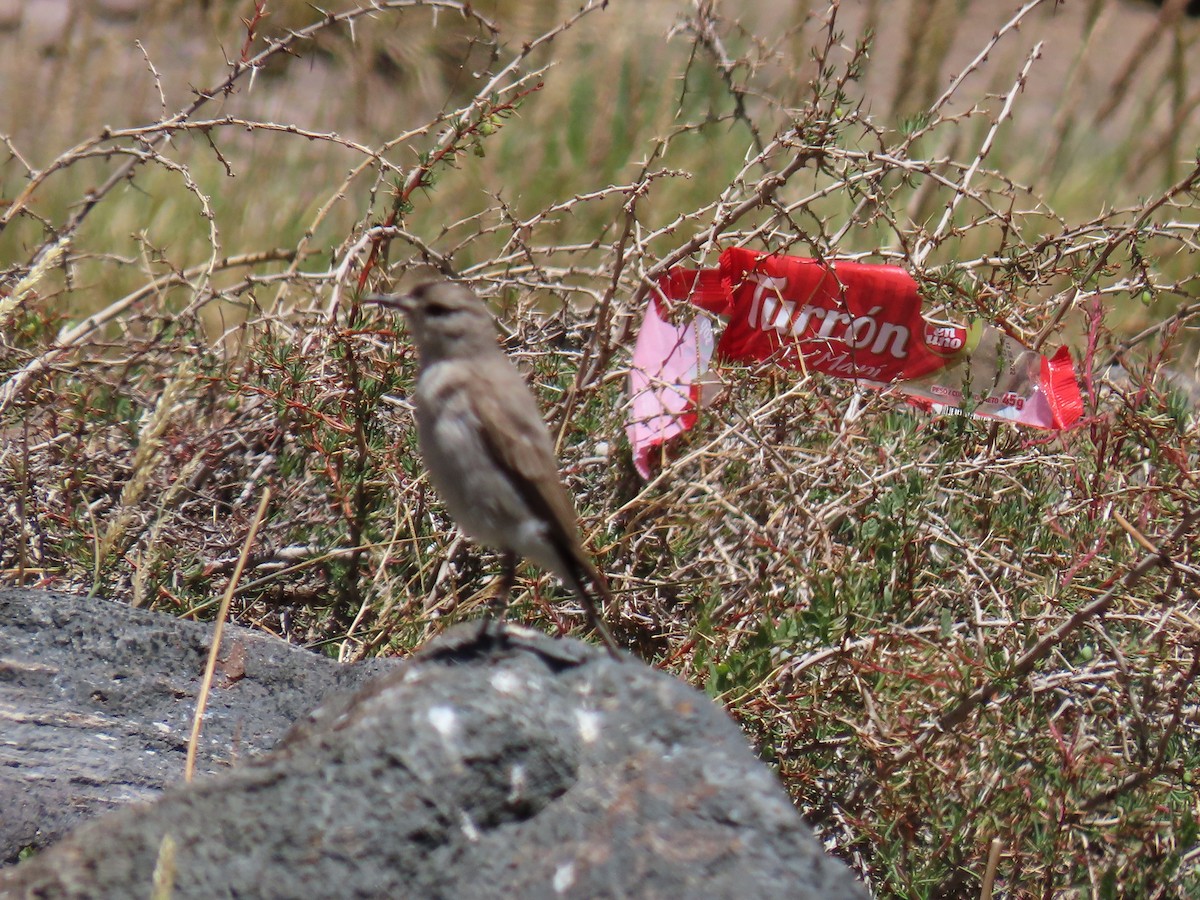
[627,248,1083,478]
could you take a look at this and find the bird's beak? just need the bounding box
[362,292,414,312]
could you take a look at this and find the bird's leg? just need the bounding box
[474,552,517,645]
[494,551,518,617]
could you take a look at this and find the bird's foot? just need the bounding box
[475,615,507,645]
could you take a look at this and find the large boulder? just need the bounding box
[0,590,865,898]
[0,588,394,863]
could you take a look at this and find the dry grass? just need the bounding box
[3,0,1200,895]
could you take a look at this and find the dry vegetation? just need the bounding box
[3,0,1200,895]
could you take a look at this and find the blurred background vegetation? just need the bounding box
[4,0,1200,329]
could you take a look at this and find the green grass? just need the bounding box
[3,0,1200,895]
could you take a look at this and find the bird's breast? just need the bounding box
[412,365,530,547]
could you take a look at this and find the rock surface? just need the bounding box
[0,590,866,899]
[0,588,394,864]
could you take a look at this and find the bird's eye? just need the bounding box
[424,302,451,317]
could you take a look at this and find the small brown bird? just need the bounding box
[365,281,622,659]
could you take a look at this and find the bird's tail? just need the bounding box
[569,557,623,661]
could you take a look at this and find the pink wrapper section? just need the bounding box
[626,297,714,479]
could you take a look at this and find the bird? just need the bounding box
[364,281,623,660]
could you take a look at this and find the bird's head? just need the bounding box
[364,281,499,362]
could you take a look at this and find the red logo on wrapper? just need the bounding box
[626,248,1083,478]
[717,248,946,384]
[924,323,968,357]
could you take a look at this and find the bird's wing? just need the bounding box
[468,364,589,564]
[469,361,618,653]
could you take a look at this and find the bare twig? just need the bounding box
[185,486,272,783]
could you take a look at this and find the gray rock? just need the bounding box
[0,588,394,863]
[0,591,866,898]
